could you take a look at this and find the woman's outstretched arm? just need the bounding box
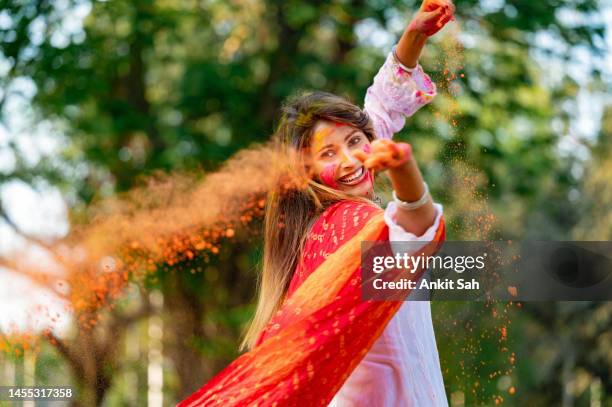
[354,140,436,237]
[387,150,436,237]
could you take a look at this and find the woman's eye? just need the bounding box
[321,150,334,158]
[349,135,362,146]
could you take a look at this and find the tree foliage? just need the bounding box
[0,0,609,405]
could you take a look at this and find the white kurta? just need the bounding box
[328,43,446,407]
[329,203,448,407]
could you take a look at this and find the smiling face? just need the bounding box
[308,119,374,198]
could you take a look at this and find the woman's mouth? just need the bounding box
[337,167,366,186]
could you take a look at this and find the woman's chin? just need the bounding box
[337,180,373,198]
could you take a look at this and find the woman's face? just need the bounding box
[308,119,374,198]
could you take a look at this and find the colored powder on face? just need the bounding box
[311,128,334,155]
[320,164,339,188]
[360,144,374,187]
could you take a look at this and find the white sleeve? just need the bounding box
[363,52,437,140]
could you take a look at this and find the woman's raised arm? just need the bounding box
[395,0,455,69]
[363,0,455,140]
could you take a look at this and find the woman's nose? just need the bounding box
[339,149,360,169]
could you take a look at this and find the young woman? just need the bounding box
[179,1,454,406]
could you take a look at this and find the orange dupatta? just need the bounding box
[179,200,445,406]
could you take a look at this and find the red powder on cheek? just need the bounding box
[320,164,338,188]
[363,144,372,153]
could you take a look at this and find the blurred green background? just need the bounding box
[0,0,610,405]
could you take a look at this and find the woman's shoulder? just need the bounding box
[305,199,384,254]
[287,199,386,296]
[317,199,383,228]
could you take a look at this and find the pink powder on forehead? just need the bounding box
[320,164,338,188]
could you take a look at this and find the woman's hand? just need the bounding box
[355,139,436,236]
[353,139,412,172]
[395,0,454,68]
[408,0,455,37]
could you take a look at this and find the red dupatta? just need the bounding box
[178,200,445,406]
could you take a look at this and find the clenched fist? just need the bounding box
[409,0,455,37]
[352,139,413,172]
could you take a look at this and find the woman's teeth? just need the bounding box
[338,167,365,185]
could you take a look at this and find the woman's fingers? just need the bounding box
[357,140,412,170]
[371,140,408,158]
[424,7,445,22]
[370,139,395,153]
[363,157,379,169]
[393,143,412,165]
[443,1,455,20]
[441,1,455,22]
[438,12,452,27]
[422,0,444,12]
[364,152,390,169]
[352,150,368,162]
[364,152,395,170]
[446,0,455,10]
[419,9,446,35]
[416,0,454,35]
[422,0,454,15]
[370,144,388,155]
[366,158,390,171]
